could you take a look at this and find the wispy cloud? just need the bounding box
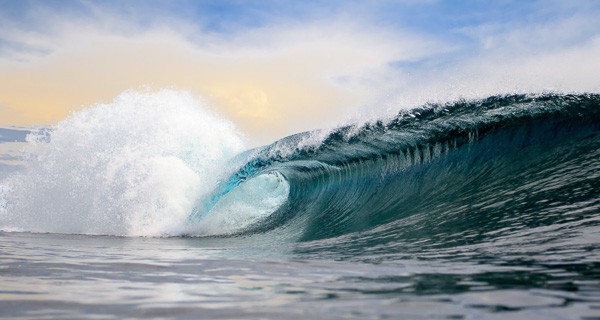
[376,1,600,114]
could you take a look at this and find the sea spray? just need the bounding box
[0,90,245,236]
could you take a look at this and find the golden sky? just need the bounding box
[0,24,416,145]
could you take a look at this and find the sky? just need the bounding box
[0,0,599,145]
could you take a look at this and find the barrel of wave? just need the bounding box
[191,171,290,236]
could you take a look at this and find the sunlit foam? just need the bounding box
[0,90,245,236]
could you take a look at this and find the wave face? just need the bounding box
[193,93,600,252]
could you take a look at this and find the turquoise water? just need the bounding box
[1,93,599,319]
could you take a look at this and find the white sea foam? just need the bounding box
[0,90,264,237]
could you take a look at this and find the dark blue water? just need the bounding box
[1,94,600,319]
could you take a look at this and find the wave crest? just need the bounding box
[0,90,245,236]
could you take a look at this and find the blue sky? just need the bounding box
[1,0,599,143]
[3,1,594,36]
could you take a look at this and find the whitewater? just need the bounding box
[1,90,599,319]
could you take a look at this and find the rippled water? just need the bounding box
[1,231,600,319]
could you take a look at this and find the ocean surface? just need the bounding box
[1,92,599,319]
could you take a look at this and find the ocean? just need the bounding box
[1,92,599,319]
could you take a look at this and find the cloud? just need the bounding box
[0,4,448,144]
[0,1,599,144]
[365,1,600,118]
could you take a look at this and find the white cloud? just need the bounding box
[0,5,451,144]
[371,4,600,119]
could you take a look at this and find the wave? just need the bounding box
[194,93,600,247]
[1,92,599,246]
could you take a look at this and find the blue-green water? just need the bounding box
[1,94,600,319]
